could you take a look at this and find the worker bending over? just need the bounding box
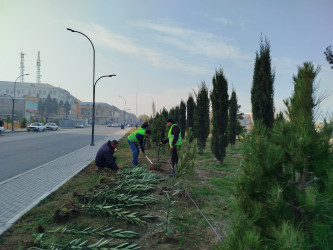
[128,128,151,166]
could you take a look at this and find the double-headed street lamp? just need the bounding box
[12,74,29,131]
[91,74,116,145]
[67,28,116,146]
[118,95,126,126]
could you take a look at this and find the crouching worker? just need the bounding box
[128,129,151,166]
[95,140,119,173]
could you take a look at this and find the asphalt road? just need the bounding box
[0,125,129,182]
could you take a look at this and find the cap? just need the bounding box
[141,122,149,129]
[167,118,175,123]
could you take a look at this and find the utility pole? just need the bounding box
[19,52,25,82]
[36,51,41,83]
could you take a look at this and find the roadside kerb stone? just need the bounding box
[0,128,130,235]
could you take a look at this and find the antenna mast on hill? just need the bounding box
[36,51,42,83]
[19,52,25,82]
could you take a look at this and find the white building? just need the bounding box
[0,81,79,114]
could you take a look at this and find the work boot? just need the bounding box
[96,168,102,174]
[168,170,175,177]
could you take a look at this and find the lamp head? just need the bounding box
[67,28,75,32]
[108,74,116,77]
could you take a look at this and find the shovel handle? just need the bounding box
[145,155,153,164]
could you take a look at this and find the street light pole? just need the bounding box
[67,28,96,145]
[118,95,126,126]
[13,73,29,131]
[91,74,116,145]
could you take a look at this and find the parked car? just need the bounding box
[27,123,46,132]
[0,126,4,134]
[107,123,119,127]
[75,123,84,128]
[45,123,59,131]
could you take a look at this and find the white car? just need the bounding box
[0,126,4,134]
[45,123,59,131]
[75,123,84,128]
[27,123,46,132]
[107,123,118,127]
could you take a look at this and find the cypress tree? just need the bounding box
[210,68,229,162]
[179,100,186,139]
[228,90,238,146]
[186,95,196,142]
[324,45,333,68]
[161,107,168,121]
[195,82,210,153]
[64,101,71,118]
[251,36,275,128]
[169,107,175,121]
[186,95,195,129]
[174,106,180,124]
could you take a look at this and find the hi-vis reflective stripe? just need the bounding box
[169,136,182,144]
[128,133,138,143]
[128,129,145,143]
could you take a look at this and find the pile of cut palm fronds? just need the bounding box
[30,165,162,249]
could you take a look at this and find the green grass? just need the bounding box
[0,134,243,249]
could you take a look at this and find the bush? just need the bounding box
[20,117,27,128]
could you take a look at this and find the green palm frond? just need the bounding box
[82,191,158,207]
[50,226,139,238]
[113,183,155,194]
[48,237,111,249]
[82,204,146,226]
[42,238,140,249]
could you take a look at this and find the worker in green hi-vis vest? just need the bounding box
[159,118,182,176]
[128,128,151,166]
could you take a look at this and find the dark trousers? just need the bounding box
[98,157,117,170]
[171,146,179,173]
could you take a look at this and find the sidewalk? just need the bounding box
[2,128,26,133]
[0,128,130,235]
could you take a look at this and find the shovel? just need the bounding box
[145,154,159,169]
[145,154,154,165]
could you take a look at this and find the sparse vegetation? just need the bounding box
[0,131,243,249]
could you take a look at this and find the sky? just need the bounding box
[0,0,332,119]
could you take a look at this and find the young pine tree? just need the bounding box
[210,68,229,162]
[251,36,275,129]
[195,82,210,153]
[224,62,333,249]
[150,113,166,145]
